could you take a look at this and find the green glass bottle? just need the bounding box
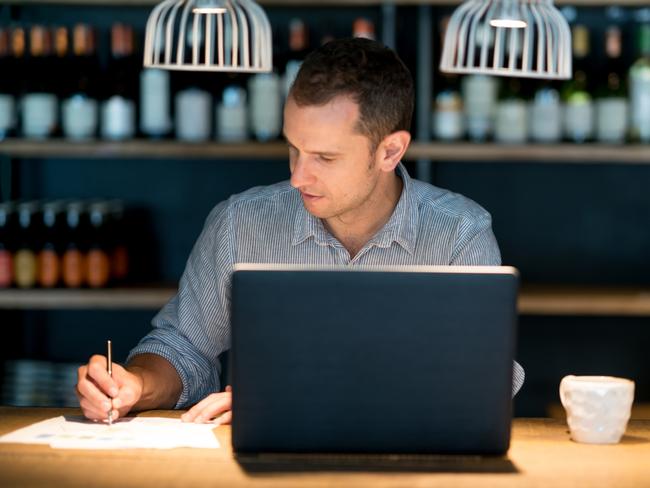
[495,78,527,144]
[562,25,593,143]
[595,26,627,143]
[629,24,650,142]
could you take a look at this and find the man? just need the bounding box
[76,38,524,424]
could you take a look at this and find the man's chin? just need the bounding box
[301,199,329,219]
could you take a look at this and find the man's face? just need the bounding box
[284,95,383,222]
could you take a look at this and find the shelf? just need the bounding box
[0,287,176,310]
[5,0,650,7]
[2,285,650,315]
[518,285,650,317]
[407,143,650,164]
[3,139,650,163]
[0,139,290,160]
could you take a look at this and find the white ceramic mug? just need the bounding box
[559,375,634,444]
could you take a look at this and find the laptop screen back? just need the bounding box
[231,265,519,455]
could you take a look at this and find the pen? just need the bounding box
[107,340,113,426]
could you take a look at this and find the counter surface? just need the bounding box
[1,407,649,488]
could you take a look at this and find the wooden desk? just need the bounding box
[1,407,649,488]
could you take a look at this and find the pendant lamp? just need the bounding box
[143,0,272,72]
[440,0,571,79]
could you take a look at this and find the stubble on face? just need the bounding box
[284,95,395,227]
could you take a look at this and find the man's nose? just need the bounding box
[290,157,315,188]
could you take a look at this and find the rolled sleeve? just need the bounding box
[127,201,234,408]
[513,360,525,397]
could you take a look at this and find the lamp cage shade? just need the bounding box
[440,0,572,79]
[144,0,272,73]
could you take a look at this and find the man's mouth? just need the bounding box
[300,191,322,201]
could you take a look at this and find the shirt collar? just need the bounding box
[292,162,419,254]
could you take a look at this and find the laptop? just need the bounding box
[230,264,519,456]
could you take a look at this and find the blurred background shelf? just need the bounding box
[518,285,650,316]
[0,287,176,310]
[0,139,291,160]
[2,285,650,314]
[3,139,650,163]
[406,143,650,164]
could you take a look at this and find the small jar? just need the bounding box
[216,86,248,142]
[175,88,212,142]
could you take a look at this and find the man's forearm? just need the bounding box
[126,353,183,411]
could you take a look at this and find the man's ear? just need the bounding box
[377,130,411,172]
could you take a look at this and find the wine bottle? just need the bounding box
[529,82,562,143]
[629,24,650,143]
[495,78,528,144]
[62,201,87,288]
[216,86,248,142]
[9,28,26,121]
[107,200,129,283]
[0,28,16,139]
[461,75,498,142]
[38,200,64,288]
[140,68,171,138]
[63,24,99,140]
[14,201,39,289]
[352,18,376,41]
[175,86,212,142]
[87,201,111,288]
[0,201,16,288]
[595,26,627,144]
[562,25,593,143]
[101,23,136,141]
[22,26,58,139]
[248,73,282,142]
[53,26,70,99]
[433,74,464,141]
[283,18,309,99]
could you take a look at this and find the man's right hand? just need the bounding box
[76,355,144,421]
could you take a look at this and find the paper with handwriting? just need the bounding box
[0,415,220,449]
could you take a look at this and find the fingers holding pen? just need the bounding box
[77,355,126,422]
[87,354,119,397]
[78,396,118,421]
[77,367,108,403]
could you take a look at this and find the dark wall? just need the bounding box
[435,162,650,415]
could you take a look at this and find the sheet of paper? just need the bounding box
[0,415,220,450]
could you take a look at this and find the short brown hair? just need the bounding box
[289,37,414,151]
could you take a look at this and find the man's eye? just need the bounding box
[318,155,333,163]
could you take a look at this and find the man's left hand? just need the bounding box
[181,386,232,424]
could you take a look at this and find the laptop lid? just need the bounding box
[231,265,519,455]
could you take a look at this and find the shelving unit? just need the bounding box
[0,287,177,310]
[3,285,650,315]
[3,139,650,163]
[518,285,650,317]
[3,0,650,418]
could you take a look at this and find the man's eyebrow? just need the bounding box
[282,134,342,157]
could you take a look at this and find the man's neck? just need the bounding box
[323,172,403,258]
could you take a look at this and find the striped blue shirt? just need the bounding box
[128,163,525,407]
